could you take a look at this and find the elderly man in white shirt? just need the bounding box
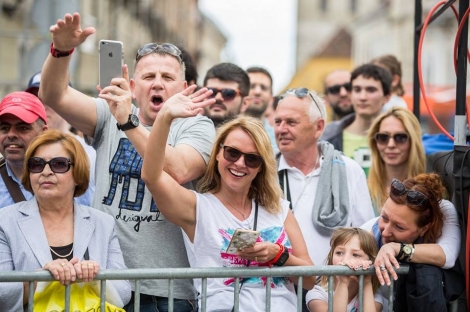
[274,88,375,267]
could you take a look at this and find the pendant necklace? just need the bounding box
[50,246,74,258]
[221,194,252,229]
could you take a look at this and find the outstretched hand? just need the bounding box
[49,12,95,51]
[159,85,215,120]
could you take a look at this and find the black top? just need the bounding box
[50,242,74,261]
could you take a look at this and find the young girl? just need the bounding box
[307,228,383,312]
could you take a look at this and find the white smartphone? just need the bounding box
[99,40,123,88]
[226,229,260,254]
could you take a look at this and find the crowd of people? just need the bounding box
[0,11,464,312]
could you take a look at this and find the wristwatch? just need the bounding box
[403,244,415,262]
[117,114,140,131]
[273,247,290,266]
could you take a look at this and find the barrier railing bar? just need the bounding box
[328,275,334,311]
[0,266,409,281]
[266,275,272,312]
[297,276,303,312]
[233,276,240,312]
[388,279,395,312]
[358,274,364,312]
[64,283,71,312]
[28,280,34,312]
[201,277,207,312]
[100,279,106,312]
[134,279,141,312]
[169,278,174,312]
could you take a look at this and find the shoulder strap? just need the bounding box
[0,158,26,203]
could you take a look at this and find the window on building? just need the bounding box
[351,0,357,13]
[320,0,327,12]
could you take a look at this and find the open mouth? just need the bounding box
[151,95,164,105]
[229,169,246,177]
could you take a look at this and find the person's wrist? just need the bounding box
[51,42,75,52]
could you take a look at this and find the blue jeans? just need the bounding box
[124,292,197,312]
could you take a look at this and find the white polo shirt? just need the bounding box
[278,154,375,266]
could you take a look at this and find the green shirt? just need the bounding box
[343,130,371,176]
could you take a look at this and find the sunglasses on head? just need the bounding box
[374,132,409,145]
[284,88,324,118]
[390,178,428,206]
[135,43,182,63]
[219,144,263,168]
[27,157,73,174]
[207,88,240,101]
[326,82,351,95]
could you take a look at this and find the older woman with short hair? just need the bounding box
[0,129,130,310]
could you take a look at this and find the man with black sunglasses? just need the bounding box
[323,69,354,121]
[39,12,215,312]
[202,63,250,128]
[0,91,49,208]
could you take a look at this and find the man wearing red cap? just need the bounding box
[0,91,49,208]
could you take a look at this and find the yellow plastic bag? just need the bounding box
[33,281,125,312]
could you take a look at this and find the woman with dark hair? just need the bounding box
[362,173,461,311]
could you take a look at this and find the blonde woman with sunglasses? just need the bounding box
[367,107,425,215]
[142,86,315,312]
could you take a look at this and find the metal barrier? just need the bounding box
[0,265,410,312]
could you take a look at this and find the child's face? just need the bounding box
[332,235,370,264]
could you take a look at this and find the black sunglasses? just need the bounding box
[219,144,263,169]
[375,132,409,145]
[284,88,324,118]
[207,88,240,101]
[27,157,73,174]
[390,178,428,206]
[135,43,182,63]
[326,82,351,95]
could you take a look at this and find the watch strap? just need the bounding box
[50,42,74,58]
[269,244,285,266]
[396,242,405,261]
[116,114,139,131]
[405,244,415,262]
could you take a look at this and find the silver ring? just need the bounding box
[379,265,386,271]
[188,95,193,100]
[255,257,258,262]
[61,262,67,267]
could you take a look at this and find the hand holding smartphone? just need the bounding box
[226,229,260,254]
[99,40,123,88]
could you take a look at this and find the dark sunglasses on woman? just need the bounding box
[375,132,409,145]
[390,178,428,206]
[207,88,240,101]
[27,157,73,174]
[219,144,263,168]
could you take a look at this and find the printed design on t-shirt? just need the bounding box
[219,226,291,288]
[103,138,163,232]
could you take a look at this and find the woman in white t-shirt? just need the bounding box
[141,86,315,311]
[307,228,383,312]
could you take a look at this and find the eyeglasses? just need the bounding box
[284,88,324,118]
[390,178,428,206]
[135,43,182,63]
[27,157,73,174]
[326,83,351,95]
[219,144,263,168]
[207,88,241,101]
[374,132,409,145]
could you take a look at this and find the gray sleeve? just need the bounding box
[171,115,215,164]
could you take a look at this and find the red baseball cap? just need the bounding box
[0,91,48,124]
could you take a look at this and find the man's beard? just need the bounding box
[331,103,354,119]
[244,102,269,119]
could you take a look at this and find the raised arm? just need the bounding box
[39,12,98,137]
[141,86,215,238]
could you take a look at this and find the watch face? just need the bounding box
[403,245,412,254]
[130,114,140,127]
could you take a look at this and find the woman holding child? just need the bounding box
[141,86,315,311]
